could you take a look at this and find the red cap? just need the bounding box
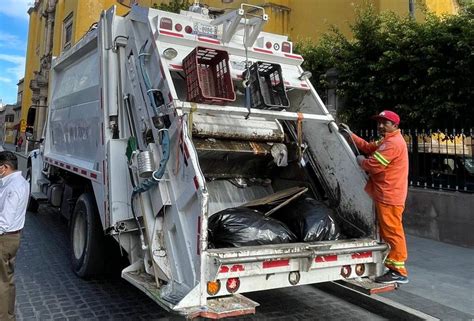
[372,110,400,125]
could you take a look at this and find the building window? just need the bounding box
[5,114,14,122]
[63,13,73,51]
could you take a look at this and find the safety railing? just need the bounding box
[357,128,474,193]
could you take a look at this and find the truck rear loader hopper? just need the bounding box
[27,4,389,318]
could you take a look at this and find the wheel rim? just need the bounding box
[73,209,87,260]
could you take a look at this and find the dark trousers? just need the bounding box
[0,233,20,320]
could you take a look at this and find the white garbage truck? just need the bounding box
[28,3,389,318]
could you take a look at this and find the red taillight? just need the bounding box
[341,265,352,278]
[265,41,272,49]
[282,41,291,53]
[185,25,193,34]
[226,278,240,293]
[175,23,182,32]
[160,17,173,30]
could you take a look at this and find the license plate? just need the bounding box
[193,22,217,38]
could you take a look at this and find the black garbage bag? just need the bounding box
[273,197,341,242]
[208,207,297,248]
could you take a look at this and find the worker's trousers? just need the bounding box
[375,202,408,276]
[0,233,20,321]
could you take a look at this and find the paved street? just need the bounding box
[15,205,388,320]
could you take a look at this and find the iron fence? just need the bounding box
[357,128,474,193]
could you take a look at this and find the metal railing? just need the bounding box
[357,128,474,193]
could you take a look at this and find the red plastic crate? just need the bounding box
[183,47,236,105]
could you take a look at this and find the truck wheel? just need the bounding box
[26,168,39,212]
[70,193,105,278]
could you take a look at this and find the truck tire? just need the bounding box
[70,193,105,278]
[26,168,39,213]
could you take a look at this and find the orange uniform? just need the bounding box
[352,130,409,276]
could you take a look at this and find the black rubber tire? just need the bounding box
[26,168,39,213]
[70,193,105,278]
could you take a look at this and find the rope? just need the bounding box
[297,112,304,161]
[188,103,197,138]
[174,117,183,176]
[243,11,252,119]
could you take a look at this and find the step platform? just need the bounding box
[338,278,398,295]
[31,192,48,201]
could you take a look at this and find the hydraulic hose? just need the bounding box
[132,129,170,195]
[139,42,159,117]
[127,42,172,251]
[132,41,171,195]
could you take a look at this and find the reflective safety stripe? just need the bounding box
[385,259,405,267]
[374,151,390,166]
[387,262,405,267]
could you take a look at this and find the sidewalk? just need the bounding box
[380,234,474,320]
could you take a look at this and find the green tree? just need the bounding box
[153,0,190,13]
[458,0,474,8]
[296,6,474,129]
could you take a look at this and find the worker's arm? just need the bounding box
[359,142,396,175]
[351,133,379,155]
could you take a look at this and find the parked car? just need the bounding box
[418,153,474,191]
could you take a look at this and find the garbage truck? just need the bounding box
[27,3,389,318]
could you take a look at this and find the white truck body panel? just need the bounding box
[29,4,387,317]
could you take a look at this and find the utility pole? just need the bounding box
[409,0,415,19]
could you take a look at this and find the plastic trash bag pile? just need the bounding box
[208,191,341,248]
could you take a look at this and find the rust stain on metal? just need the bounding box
[192,127,284,142]
[249,141,267,155]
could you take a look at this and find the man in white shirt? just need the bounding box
[0,151,29,320]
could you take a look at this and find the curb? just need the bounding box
[315,282,439,321]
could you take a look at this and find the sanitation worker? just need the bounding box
[0,151,29,320]
[339,110,409,284]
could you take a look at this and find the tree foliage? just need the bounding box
[295,6,474,129]
[458,0,474,8]
[153,0,190,13]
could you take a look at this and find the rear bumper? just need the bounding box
[204,239,388,297]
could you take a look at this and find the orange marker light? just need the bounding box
[207,280,221,296]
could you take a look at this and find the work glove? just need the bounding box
[356,155,366,166]
[338,123,352,135]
